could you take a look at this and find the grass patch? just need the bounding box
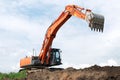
[0,71,26,80]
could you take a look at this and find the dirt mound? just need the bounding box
[27,65,120,80]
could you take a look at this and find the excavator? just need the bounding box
[20,5,104,69]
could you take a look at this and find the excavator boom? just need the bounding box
[20,5,104,69]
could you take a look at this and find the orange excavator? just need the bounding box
[20,5,104,69]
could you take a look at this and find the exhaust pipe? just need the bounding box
[85,12,104,32]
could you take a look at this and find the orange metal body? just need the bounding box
[20,57,31,67]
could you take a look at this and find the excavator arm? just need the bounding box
[20,5,104,69]
[39,5,104,64]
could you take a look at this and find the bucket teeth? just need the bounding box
[86,12,104,32]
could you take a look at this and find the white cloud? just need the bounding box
[53,62,90,69]
[54,59,118,69]
[100,59,118,66]
[11,63,20,72]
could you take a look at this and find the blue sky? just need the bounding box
[0,0,120,72]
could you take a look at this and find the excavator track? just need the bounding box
[19,65,47,72]
[26,67,64,74]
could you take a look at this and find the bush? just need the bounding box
[0,71,26,80]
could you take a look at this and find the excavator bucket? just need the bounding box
[85,12,104,32]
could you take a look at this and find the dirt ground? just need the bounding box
[26,65,120,80]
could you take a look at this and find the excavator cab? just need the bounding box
[49,48,62,66]
[30,48,62,66]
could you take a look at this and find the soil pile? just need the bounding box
[27,65,120,80]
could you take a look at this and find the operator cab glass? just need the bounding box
[50,48,62,65]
